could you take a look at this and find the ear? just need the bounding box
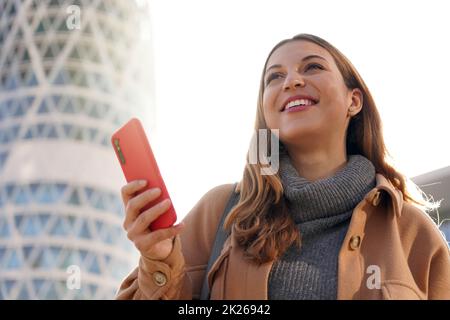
[347,88,363,117]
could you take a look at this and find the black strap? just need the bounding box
[199,182,239,300]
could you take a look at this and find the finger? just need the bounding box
[127,198,172,238]
[121,180,148,206]
[123,187,162,230]
[134,223,185,252]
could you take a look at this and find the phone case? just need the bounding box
[111,118,177,231]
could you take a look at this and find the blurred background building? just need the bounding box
[0,0,154,299]
[412,166,450,244]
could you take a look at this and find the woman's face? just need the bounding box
[262,40,362,150]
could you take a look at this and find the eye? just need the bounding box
[305,63,324,72]
[265,72,283,85]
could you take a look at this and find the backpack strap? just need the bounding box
[199,182,239,300]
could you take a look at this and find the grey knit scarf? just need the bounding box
[268,149,376,300]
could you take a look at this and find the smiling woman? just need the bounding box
[116,34,450,300]
[262,41,364,183]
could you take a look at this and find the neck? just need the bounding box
[285,147,348,182]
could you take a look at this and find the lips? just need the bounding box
[281,95,319,112]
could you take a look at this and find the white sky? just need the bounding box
[144,0,450,221]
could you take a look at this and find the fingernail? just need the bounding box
[139,180,147,186]
[160,199,171,206]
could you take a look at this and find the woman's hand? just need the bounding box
[121,180,185,261]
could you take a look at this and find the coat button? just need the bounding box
[349,235,361,250]
[152,271,167,286]
[371,191,381,206]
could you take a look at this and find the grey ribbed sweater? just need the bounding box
[267,150,376,300]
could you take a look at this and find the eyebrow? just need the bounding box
[265,54,328,73]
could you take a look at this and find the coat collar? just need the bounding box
[367,173,404,217]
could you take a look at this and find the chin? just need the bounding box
[280,126,317,142]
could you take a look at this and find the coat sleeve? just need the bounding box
[428,239,450,300]
[115,183,236,300]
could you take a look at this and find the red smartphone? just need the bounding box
[111,118,177,231]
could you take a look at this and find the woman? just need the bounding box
[116,34,450,300]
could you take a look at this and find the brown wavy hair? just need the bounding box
[223,33,439,265]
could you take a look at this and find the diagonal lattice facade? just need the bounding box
[0,0,154,299]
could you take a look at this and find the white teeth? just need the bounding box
[285,99,315,110]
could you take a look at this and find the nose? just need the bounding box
[283,74,305,91]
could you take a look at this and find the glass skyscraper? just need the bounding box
[0,0,154,299]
